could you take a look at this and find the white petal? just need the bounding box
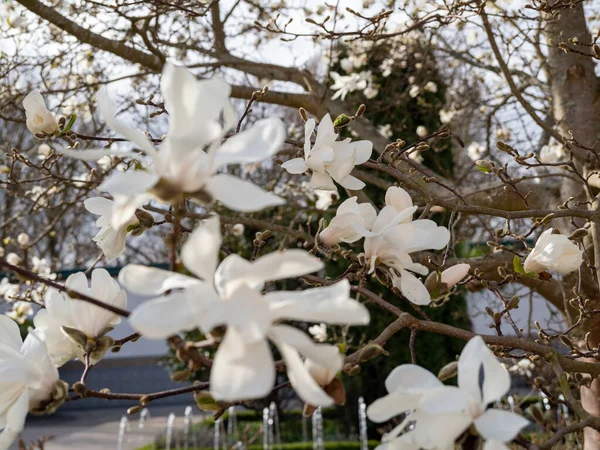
[266,280,370,325]
[413,412,472,450]
[97,90,158,157]
[0,316,23,351]
[385,364,442,393]
[206,173,285,212]
[54,146,138,162]
[269,325,342,372]
[210,327,274,401]
[84,197,113,217]
[181,216,222,281]
[118,264,198,295]
[6,390,29,435]
[270,333,334,406]
[396,269,431,305]
[338,174,365,190]
[281,158,308,174]
[352,140,373,165]
[385,187,413,211]
[98,171,159,197]
[224,285,271,343]
[310,171,336,190]
[214,118,286,168]
[215,250,323,298]
[418,386,470,415]
[475,409,529,443]
[128,291,202,339]
[110,193,153,230]
[367,390,423,422]
[441,264,470,288]
[483,440,510,450]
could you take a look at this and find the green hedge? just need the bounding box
[137,441,380,450]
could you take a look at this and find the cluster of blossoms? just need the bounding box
[367,336,530,450]
[10,55,587,450]
[318,187,467,305]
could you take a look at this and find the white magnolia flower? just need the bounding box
[37,143,52,160]
[84,197,137,259]
[368,336,529,450]
[23,90,59,136]
[363,86,379,99]
[318,197,376,246]
[523,229,583,275]
[17,233,29,248]
[6,301,33,324]
[0,278,19,302]
[0,316,63,450]
[33,269,127,366]
[314,189,339,211]
[308,323,327,342]
[122,216,370,406]
[467,142,486,161]
[539,141,566,164]
[377,124,393,139]
[330,72,368,100]
[416,126,428,138]
[440,263,471,288]
[305,358,337,386]
[424,81,438,93]
[363,187,450,305]
[409,85,421,98]
[508,359,534,378]
[58,63,286,230]
[281,114,372,191]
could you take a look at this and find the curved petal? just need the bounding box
[118,264,198,295]
[281,158,308,174]
[224,285,271,343]
[98,171,159,197]
[206,173,285,212]
[181,216,222,281]
[271,332,334,407]
[395,269,431,305]
[128,291,202,339]
[352,140,373,165]
[110,193,153,230]
[0,316,23,351]
[6,390,29,435]
[413,412,472,450]
[338,174,365,190]
[418,386,470,415]
[214,118,286,168]
[97,90,158,158]
[215,250,323,298]
[269,325,342,372]
[265,280,370,325]
[84,197,113,217]
[210,328,275,401]
[367,390,422,422]
[54,146,138,162]
[385,364,442,393]
[475,409,529,443]
[483,440,510,450]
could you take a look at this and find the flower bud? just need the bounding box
[438,361,458,381]
[17,233,30,248]
[231,224,245,237]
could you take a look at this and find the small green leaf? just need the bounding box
[333,114,351,128]
[337,342,346,354]
[126,223,141,233]
[477,165,492,173]
[513,255,525,274]
[62,114,77,133]
[525,271,539,279]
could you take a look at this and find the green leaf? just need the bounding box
[333,114,351,128]
[477,165,492,174]
[513,255,525,274]
[62,114,77,133]
[525,271,539,279]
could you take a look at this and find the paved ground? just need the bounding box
[12,404,202,450]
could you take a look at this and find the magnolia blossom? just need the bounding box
[363,187,450,305]
[281,114,372,191]
[23,90,59,136]
[305,358,337,387]
[319,197,376,246]
[523,229,583,274]
[308,323,327,342]
[122,216,369,406]
[84,197,137,259]
[330,72,368,100]
[441,263,471,288]
[33,269,127,366]
[539,141,566,163]
[368,336,529,450]
[467,142,486,161]
[0,316,65,450]
[57,63,286,230]
[6,301,33,324]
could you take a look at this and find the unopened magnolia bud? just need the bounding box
[347,365,361,376]
[438,361,458,381]
[485,306,494,317]
[299,107,308,122]
[72,382,87,394]
[355,104,366,117]
[135,209,154,229]
[541,213,555,225]
[529,405,545,424]
[358,343,389,362]
[231,224,245,237]
[475,160,495,173]
[569,228,588,240]
[333,114,351,128]
[17,233,30,248]
[127,405,143,415]
[194,391,224,411]
[171,369,193,382]
[6,252,22,266]
[507,297,520,310]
